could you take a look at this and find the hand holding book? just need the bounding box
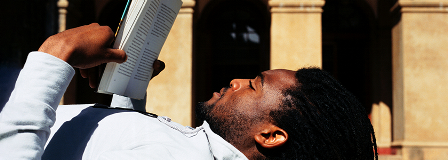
[37,0,181,100]
[97,0,183,99]
[80,59,165,88]
[38,23,127,69]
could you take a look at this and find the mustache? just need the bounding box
[220,86,230,98]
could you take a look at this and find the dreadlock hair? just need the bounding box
[262,67,378,160]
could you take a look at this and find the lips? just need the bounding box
[213,92,221,98]
[213,88,225,98]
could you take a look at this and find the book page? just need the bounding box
[116,0,148,79]
[98,0,149,95]
[124,0,182,99]
[98,0,182,99]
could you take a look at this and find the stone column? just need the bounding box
[57,0,68,33]
[58,0,69,105]
[269,0,325,70]
[145,1,195,126]
[391,1,448,159]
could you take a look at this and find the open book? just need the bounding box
[98,0,182,99]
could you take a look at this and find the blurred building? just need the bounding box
[3,0,448,159]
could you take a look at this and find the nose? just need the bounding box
[229,79,250,91]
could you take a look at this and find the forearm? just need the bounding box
[0,52,75,159]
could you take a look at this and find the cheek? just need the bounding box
[210,95,243,117]
[212,90,263,116]
[230,94,263,116]
[256,92,283,114]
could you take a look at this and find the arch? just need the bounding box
[322,0,376,113]
[193,0,271,125]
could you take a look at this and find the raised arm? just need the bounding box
[0,23,126,160]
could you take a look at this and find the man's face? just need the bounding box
[196,69,296,145]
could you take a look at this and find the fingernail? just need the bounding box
[159,60,165,70]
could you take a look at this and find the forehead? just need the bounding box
[261,69,297,91]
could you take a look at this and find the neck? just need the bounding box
[241,147,266,160]
[232,139,265,160]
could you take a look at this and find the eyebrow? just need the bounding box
[257,73,265,87]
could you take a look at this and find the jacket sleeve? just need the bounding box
[0,52,75,160]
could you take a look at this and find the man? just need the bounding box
[0,23,377,159]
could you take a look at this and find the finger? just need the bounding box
[99,25,116,47]
[152,60,165,78]
[80,69,89,78]
[88,68,99,88]
[107,34,117,48]
[103,48,127,64]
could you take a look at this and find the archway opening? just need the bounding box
[194,0,270,125]
[322,0,372,113]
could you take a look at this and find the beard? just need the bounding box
[195,100,258,147]
[195,86,231,137]
[195,101,213,125]
[195,101,229,138]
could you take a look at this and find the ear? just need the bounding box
[254,125,288,149]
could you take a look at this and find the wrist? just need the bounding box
[38,35,75,63]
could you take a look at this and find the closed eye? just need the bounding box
[249,80,255,90]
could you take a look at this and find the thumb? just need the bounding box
[104,49,127,63]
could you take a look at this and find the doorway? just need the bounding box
[194,0,270,125]
[322,0,372,112]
